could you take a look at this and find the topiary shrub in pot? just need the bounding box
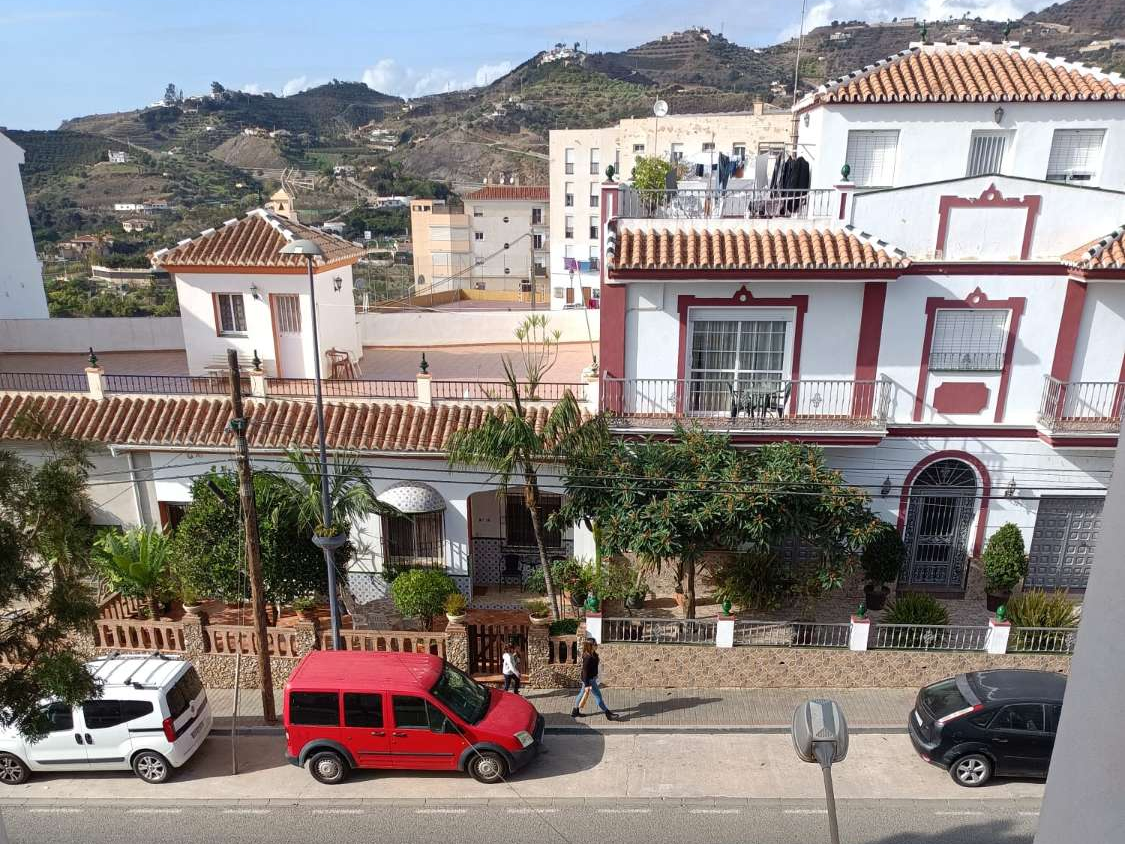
[860,527,905,611]
[981,523,1028,611]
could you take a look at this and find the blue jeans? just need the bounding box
[576,678,609,712]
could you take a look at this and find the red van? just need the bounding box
[283,651,543,784]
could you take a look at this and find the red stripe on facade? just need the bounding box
[852,281,887,416]
[1049,278,1088,382]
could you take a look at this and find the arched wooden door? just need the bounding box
[901,459,978,589]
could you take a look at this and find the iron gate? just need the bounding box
[1025,497,1103,589]
[901,460,978,589]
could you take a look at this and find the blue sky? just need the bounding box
[1,0,1051,129]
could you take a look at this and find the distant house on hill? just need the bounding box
[122,218,154,232]
[58,234,113,260]
[108,150,131,164]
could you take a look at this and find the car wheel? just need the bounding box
[468,751,508,784]
[951,753,992,787]
[0,753,29,786]
[132,750,171,784]
[308,750,349,785]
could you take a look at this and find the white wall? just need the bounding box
[1072,284,1125,383]
[0,134,47,319]
[175,265,359,376]
[0,316,185,353]
[360,307,600,347]
[801,101,1125,191]
[850,175,1125,261]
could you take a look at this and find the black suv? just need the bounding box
[908,669,1066,787]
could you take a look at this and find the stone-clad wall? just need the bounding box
[595,644,1070,689]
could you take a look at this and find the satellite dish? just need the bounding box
[653,99,669,118]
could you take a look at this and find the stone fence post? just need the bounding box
[294,620,318,656]
[526,621,550,686]
[584,612,602,644]
[181,614,207,660]
[715,615,735,648]
[444,622,470,672]
[848,614,871,651]
[986,617,1012,654]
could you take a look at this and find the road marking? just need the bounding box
[222,809,271,815]
[508,808,558,814]
[597,808,651,814]
[313,809,364,815]
[126,808,182,814]
[28,808,84,814]
[935,811,984,816]
[415,808,468,814]
[784,809,828,815]
[689,808,741,814]
[1019,811,1041,817]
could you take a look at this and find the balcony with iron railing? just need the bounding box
[618,186,835,222]
[1038,375,1123,435]
[599,375,892,433]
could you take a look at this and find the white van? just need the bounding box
[0,654,212,785]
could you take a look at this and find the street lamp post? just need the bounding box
[279,238,342,648]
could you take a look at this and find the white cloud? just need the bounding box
[240,83,265,95]
[361,58,514,98]
[282,76,309,97]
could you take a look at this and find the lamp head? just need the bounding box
[280,239,324,258]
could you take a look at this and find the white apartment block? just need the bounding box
[548,105,790,310]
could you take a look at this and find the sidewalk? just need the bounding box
[209,687,917,732]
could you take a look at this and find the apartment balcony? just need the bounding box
[1038,376,1123,437]
[600,376,891,435]
[617,187,834,222]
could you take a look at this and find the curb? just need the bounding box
[208,724,907,737]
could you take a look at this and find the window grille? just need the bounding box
[966,132,1007,177]
[504,494,562,548]
[930,310,1009,371]
[845,130,899,186]
[1046,129,1104,182]
[274,294,301,333]
[383,511,445,567]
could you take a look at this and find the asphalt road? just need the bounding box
[0,799,1041,844]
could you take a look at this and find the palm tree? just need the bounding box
[446,361,604,621]
[93,527,171,620]
[262,448,388,534]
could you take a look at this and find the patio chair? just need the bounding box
[499,554,522,592]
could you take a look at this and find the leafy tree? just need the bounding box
[0,426,100,740]
[211,81,226,95]
[171,471,350,604]
[860,525,905,587]
[630,155,674,192]
[557,428,881,617]
[390,569,458,631]
[94,527,172,620]
[260,448,388,534]
[163,83,178,107]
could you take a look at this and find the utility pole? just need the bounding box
[227,349,276,722]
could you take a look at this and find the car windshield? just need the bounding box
[920,678,970,720]
[431,662,490,724]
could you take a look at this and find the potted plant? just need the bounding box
[526,598,552,625]
[312,523,348,552]
[860,527,905,611]
[180,584,202,617]
[624,588,647,612]
[444,592,468,625]
[292,596,319,622]
[982,523,1028,611]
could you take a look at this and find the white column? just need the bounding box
[416,373,432,408]
[584,612,602,644]
[250,368,268,398]
[582,366,600,415]
[848,615,871,651]
[986,618,1011,654]
[85,366,105,400]
[833,180,856,228]
[715,615,735,648]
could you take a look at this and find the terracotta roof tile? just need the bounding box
[814,42,1125,104]
[1063,226,1125,270]
[609,226,909,272]
[153,210,364,269]
[462,185,549,202]
[0,394,560,453]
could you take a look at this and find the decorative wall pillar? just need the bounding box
[715,615,735,648]
[181,614,208,659]
[293,620,319,655]
[848,615,871,651]
[526,621,551,687]
[444,621,470,672]
[416,370,432,408]
[85,366,105,400]
[986,617,1012,654]
[584,612,602,644]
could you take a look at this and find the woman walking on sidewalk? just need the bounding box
[501,639,522,695]
[572,638,619,720]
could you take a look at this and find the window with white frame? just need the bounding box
[845,130,899,186]
[532,233,544,250]
[215,293,246,335]
[564,182,574,207]
[670,143,684,162]
[565,216,574,238]
[588,244,599,270]
[474,231,484,240]
[274,294,301,334]
[473,209,484,217]
[930,309,1010,371]
[1046,129,1105,183]
[732,142,746,158]
[589,188,599,207]
[632,143,645,153]
[965,131,1009,177]
[702,142,715,152]
[589,147,600,175]
[588,216,598,239]
[687,311,793,414]
[564,147,575,174]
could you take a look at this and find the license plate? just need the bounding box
[190,720,204,739]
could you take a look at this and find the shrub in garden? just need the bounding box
[1006,590,1079,629]
[882,592,950,625]
[390,569,458,631]
[981,523,1028,594]
[861,528,905,587]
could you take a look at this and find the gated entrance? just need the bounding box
[468,622,529,677]
[901,459,978,589]
[1026,497,1103,590]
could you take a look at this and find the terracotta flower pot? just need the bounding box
[529,615,551,626]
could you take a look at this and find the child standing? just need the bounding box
[501,639,522,695]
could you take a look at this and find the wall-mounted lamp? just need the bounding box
[1005,478,1017,498]
[803,112,810,127]
[880,477,892,498]
[993,106,1005,125]
[333,276,343,292]
[249,283,260,300]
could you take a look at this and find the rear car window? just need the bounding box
[343,693,382,728]
[290,692,340,726]
[82,699,154,729]
[920,678,970,720]
[164,667,204,720]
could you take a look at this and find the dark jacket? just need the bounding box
[581,651,600,683]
